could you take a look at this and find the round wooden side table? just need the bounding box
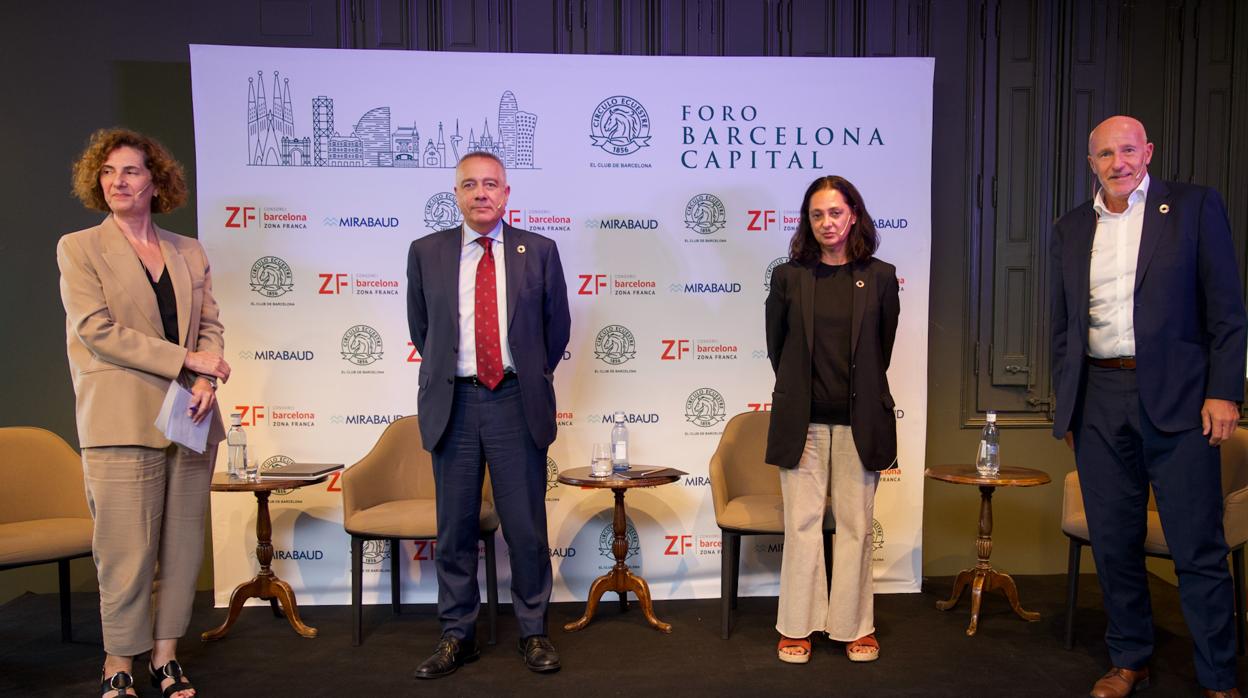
[557,466,684,633]
[202,472,328,641]
[925,464,1051,636]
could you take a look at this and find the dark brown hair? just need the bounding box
[70,128,187,214]
[787,175,879,265]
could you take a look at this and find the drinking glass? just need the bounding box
[590,443,612,477]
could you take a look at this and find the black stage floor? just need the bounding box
[2,574,1243,696]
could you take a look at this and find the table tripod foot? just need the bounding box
[625,572,671,633]
[564,573,613,632]
[271,579,317,638]
[201,577,261,641]
[991,570,1040,622]
[935,568,974,611]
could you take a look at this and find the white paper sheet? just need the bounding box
[154,381,211,454]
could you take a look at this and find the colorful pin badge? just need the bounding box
[1159,204,1170,214]
[517,244,527,254]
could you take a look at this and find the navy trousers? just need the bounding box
[1074,365,1236,690]
[431,376,552,642]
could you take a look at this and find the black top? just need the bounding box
[146,267,179,344]
[810,262,852,425]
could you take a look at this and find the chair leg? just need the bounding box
[1064,538,1082,650]
[730,533,742,610]
[721,530,733,639]
[823,530,833,593]
[1233,546,1245,657]
[484,530,498,646]
[58,558,72,643]
[390,539,401,614]
[351,537,363,647]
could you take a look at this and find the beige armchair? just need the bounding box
[709,411,834,639]
[0,427,94,641]
[340,416,499,646]
[1062,427,1248,654]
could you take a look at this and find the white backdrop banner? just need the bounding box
[190,45,932,607]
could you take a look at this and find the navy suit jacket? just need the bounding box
[406,224,571,450]
[1050,179,1246,438]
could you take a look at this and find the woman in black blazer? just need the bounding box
[764,176,899,664]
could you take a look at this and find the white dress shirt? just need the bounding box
[1087,174,1149,359]
[456,222,515,376]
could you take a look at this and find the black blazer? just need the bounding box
[406,223,571,450]
[1050,180,1246,438]
[764,258,900,470]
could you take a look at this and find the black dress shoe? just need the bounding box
[414,635,480,679]
[518,635,561,673]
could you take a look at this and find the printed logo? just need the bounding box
[246,73,537,170]
[329,413,405,426]
[663,534,721,557]
[584,217,659,230]
[598,520,641,562]
[545,456,560,494]
[261,454,296,496]
[556,411,574,427]
[684,194,727,236]
[764,257,788,292]
[585,413,659,425]
[341,325,383,366]
[593,325,637,366]
[324,215,400,228]
[668,281,742,295]
[589,96,651,156]
[872,519,885,552]
[507,209,572,233]
[424,192,463,231]
[225,205,308,230]
[682,475,711,487]
[362,539,389,565]
[268,407,316,427]
[238,349,314,362]
[249,256,294,298]
[746,209,777,232]
[876,217,909,229]
[685,388,727,428]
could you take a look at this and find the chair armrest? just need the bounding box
[340,442,395,517]
[709,450,730,519]
[1223,486,1248,549]
[1061,470,1082,533]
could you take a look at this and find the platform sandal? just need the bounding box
[777,635,812,664]
[846,633,880,662]
[150,659,196,698]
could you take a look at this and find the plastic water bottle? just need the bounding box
[975,411,1000,476]
[227,413,248,480]
[611,412,630,472]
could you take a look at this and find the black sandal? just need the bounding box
[100,670,136,698]
[149,659,195,698]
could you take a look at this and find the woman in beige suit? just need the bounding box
[58,128,230,698]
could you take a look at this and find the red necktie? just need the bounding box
[474,237,503,389]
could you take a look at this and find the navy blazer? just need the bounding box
[1050,179,1247,438]
[406,224,571,450]
[764,258,900,471]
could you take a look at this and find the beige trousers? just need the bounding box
[776,424,879,641]
[82,444,214,656]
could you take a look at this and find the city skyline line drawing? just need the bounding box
[246,70,538,169]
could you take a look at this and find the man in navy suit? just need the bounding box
[1051,115,1245,698]
[407,151,570,679]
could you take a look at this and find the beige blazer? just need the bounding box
[57,216,226,448]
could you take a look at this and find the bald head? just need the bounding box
[1087,115,1153,213]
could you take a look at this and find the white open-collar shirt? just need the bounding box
[1087,173,1150,359]
[456,221,515,376]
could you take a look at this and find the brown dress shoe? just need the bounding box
[1090,667,1150,697]
[1201,689,1242,698]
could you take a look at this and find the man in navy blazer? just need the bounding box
[1051,116,1245,698]
[407,151,570,679]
